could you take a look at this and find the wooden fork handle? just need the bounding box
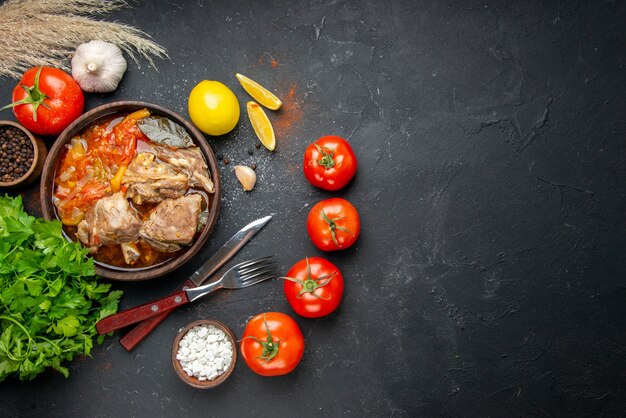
[119,279,197,351]
[96,289,190,335]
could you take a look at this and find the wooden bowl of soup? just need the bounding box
[40,102,221,281]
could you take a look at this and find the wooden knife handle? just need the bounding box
[96,290,189,335]
[119,279,196,351]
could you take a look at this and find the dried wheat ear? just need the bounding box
[0,0,167,79]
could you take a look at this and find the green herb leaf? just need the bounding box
[53,316,80,337]
[0,195,123,382]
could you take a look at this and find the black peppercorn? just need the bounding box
[0,126,34,183]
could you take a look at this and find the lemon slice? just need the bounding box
[236,73,282,110]
[247,101,276,151]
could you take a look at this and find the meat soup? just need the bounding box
[52,109,215,269]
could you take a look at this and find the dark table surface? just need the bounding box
[1,0,624,417]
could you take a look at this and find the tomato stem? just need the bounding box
[280,257,335,300]
[321,209,353,247]
[240,313,281,365]
[0,67,50,122]
[314,144,336,169]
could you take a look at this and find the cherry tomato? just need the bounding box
[283,257,344,318]
[2,67,84,136]
[303,135,357,191]
[307,198,360,251]
[240,312,304,376]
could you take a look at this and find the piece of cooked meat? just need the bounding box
[122,152,190,205]
[141,236,182,253]
[76,209,98,253]
[76,192,142,251]
[139,194,203,252]
[154,146,214,193]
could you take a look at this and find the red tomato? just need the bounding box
[303,135,357,191]
[283,257,344,318]
[307,198,360,251]
[2,66,84,136]
[57,179,108,225]
[109,108,150,166]
[240,312,305,376]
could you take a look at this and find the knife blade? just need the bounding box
[187,215,272,287]
[118,215,272,351]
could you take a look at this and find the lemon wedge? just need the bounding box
[247,101,276,151]
[236,73,282,110]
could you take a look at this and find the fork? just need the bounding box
[96,256,278,335]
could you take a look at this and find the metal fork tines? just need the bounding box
[186,256,279,302]
[238,257,279,284]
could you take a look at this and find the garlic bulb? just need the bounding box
[234,165,256,191]
[71,40,127,93]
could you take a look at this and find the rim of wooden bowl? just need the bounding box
[0,120,47,188]
[171,319,238,389]
[39,101,221,281]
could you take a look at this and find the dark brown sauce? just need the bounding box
[53,112,210,270]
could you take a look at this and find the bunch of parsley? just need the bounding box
[0,195,122,381]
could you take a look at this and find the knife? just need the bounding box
[97,257,278,335]
[118,215,272,351]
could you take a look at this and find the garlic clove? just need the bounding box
[71,40,127,93]
[234,165,256,192]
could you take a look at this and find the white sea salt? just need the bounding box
[177,324,233,381]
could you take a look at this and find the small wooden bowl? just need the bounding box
[39,101,221,281]
[172,319,237,389]
[0,121,47,188]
